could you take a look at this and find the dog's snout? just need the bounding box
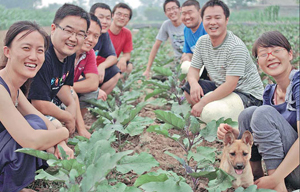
[236,163,244,170]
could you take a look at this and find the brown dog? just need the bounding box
[220,130,254,188]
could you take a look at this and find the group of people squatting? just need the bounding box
[0,0,299,191]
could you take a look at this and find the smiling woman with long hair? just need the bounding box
[0,21,73,192]
[217,31,299,191]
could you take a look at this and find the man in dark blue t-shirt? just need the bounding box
[28,4,91,138]
[90,3,121,96]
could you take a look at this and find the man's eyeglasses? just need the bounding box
[115,12,130,19]
[55,24,87,40]
[257,48,285,60]
[166,6,179,13]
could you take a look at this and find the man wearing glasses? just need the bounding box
[28,4,91,137]
[99,3,133,77]
[143,0,185,79]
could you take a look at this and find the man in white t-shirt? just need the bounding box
[143,0,185,79]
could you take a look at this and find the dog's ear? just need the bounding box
[224,131,235,146]
[242,131,253,146]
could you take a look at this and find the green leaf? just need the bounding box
[96,182,142,192]
[147,124,172,138]
[154,110,185,130]
[126,116,154,136]
[16,148,57,160]
[170,134,181,141]
[171,102,191,117]
[144,79,169,89]
[134,173,168,187]
[104,123,126,134]
[224,118,238,128]
[122,102,147,125]
[89,117,107,132]
[77,140,116,165]
[200,118,224,142]
[117,152,159,175]
[84,98,109,110]
[57,145,68,160]
[89,126,116,144]
[90,108,113,121]
[189,170,217,180]
[189,116,201,134]
[120,90,142,103]
[35,169,69,182]
[188,146,216,164]
[145,89,166,101]
[178,73,186,82]
[153,66,173,76]
[207,169,235,192]
[81,150,133,192]
[140,178,193,192]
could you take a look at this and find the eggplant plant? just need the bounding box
[16,127,160,192]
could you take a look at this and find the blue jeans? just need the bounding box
[238,105,300,188]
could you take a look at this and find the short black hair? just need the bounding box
[182,0,200,10]
[53,3,90,31]
[201,0,230,19]
[112,3,132,20]
[90,3,112,16]
[163,0,180,12]
[252,31,291,58]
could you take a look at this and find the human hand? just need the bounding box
[143,70,151,80]
[254,175,282,190]
[191,102,204,117]
[117,60,127,73]
[190,84,203,103]
[217,123,234,140]
[180,53,191,63]
[97,89,107,101]
[54,143,74,160]
[98,65,105,84]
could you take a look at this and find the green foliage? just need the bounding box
[0,5,54,29]
[18,128,160,191]
[206,169,236,192]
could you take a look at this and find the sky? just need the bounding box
[41,0,141,8]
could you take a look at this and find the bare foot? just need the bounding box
[78,128,91,139]
[19,188,36,192]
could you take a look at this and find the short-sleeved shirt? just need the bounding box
[28,41,75,101]
[93,32,116,66]
[74,49,98,82]
[156,19,185,58]
[182,22,207,54]
[263,70,300,131]
[98,27,133,64]
[191,31,264,100]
